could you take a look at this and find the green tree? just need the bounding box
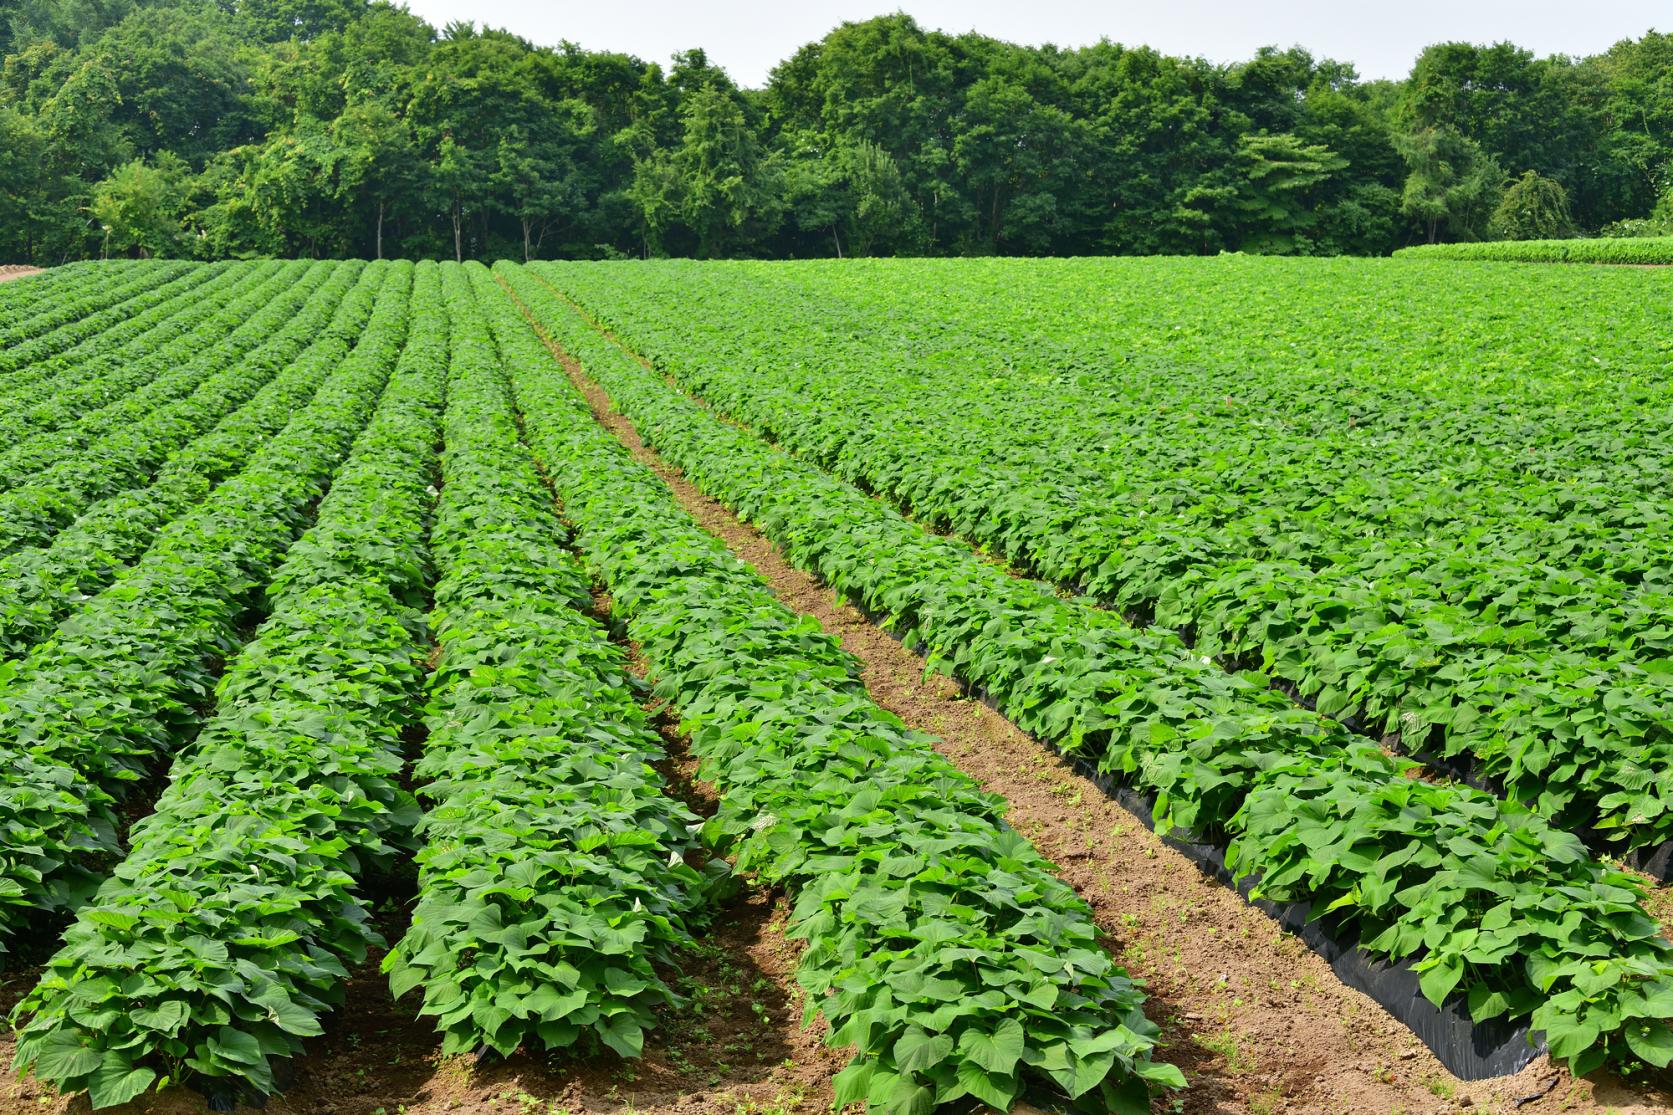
[433,134,477,262]
[85,4,256,167]
[235,0,363,43]
[840,139,919,254]
[491,106,595,260]
[89,153,187,256]
[238,121,356,256]
[953,75,1085,252]
[1235,132,1348,253]
[1488,170,1573,239]
[660,86,783,256]
[780,136,921,256]
[0,107,52,259]
[626,145,680,256]
[2,0,134,53]
[330,100,417,258]
[1396,125,1504,242]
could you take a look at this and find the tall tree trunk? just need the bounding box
[375,200,384,260]
[831,224,844,258]
[522,217,532,262]
[452,198,463,263]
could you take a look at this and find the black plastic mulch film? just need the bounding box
[1074,758,1543,1080]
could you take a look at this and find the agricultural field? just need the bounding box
[0,256,1669,1115]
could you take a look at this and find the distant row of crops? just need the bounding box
[1395,235,1673,262]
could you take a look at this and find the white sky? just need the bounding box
[394,0,1669,87]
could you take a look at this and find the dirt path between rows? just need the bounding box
[0,265,43,283]
[519,284,1673,1115]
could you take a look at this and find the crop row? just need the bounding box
[0,269,378,656]
[0,262,258,429]
[0,261,329,494]
[0,261,304,485]
[539,261,1673,854]
[0,261,110,320]
[1394,237,1673,263]
[502,262,1673,1076]
[536,259,1672,617]
[0,260,204,376]
[0,261,370,559]
[383,263,706,1064]
[0,260,192,356]
[487,263,1183,1113]
[0,261,402,946]
[10,260,439,1109]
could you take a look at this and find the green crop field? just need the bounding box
[0,257,1670,1115]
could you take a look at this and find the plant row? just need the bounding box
[0,263,259,430]
[488,263,1183,1114]
[0,261,327,495]
[0,261,194,359]
[0,260,205,377]
[1394,237,1673,263]
[0,261,111,322]
[537,260,1672,625]
[0,261,371,560]
[0,262,403,947]
[502,262,1673,1077]
[539,260,1673,853]
[383,263,706,1066]
[10,260,442,1109]
[0,268,389,656]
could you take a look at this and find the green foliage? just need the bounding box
[1488,170,1573,240]
[494,260,1183,1111]
[656,86,783,257]
[0,270,379,656]
[0,260,389,944]
[1396,125,1504,242]
[382,263,705,1062]
[0,257,198,364]
[90,154,189,257]
[0,261,352,552]
[2,4,1668,259]
[1235,133,1349,253]
[542,255,1673,855]
[12,260,434,1108]
[780,137,922,256]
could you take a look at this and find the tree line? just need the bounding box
[1,0,1671,262]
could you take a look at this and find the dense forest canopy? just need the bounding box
[1,0,1671,261]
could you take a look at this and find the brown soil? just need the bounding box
[508,285,1673,1115]
[0,887,836,1115]
[0,265,43,283]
